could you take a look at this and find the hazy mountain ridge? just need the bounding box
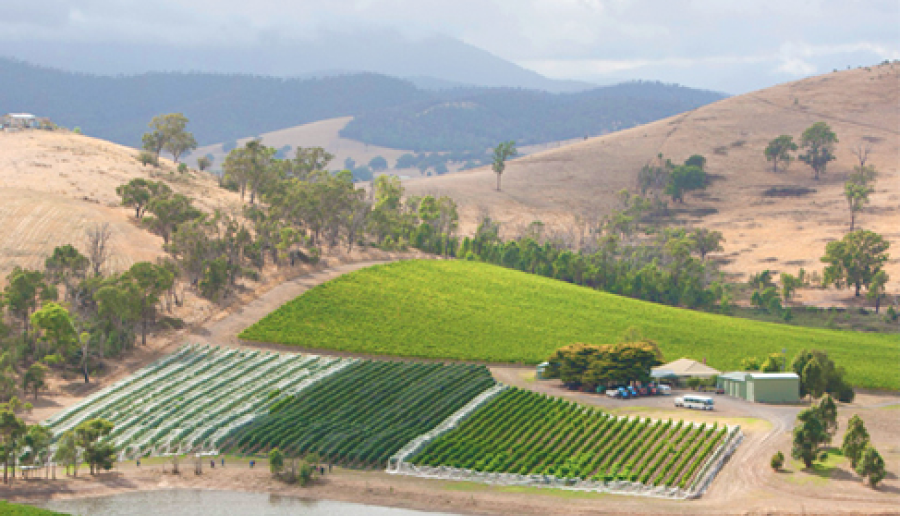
[342,81,726,151]
[2,58,724,153]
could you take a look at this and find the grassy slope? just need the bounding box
[0,501,68,515]
[240,260,899,390]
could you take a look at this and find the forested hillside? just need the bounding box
[341,82,725,151]
[1,58,723,153]
[0,58,425,148]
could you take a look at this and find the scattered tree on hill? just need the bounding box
[764,135,798,173]
[74,418,115,475]
[800,356,827,399]
[779,272,802,303]
[821,230,890,297]
[22,362,48,400]
[269,448,284,475]
[492,141,517,191]
[85,223,114,277]
[815,394,838,442]
[770,451,785,471]
[3,268,57,346]
[545,341,662,390]
[54,430,78,476]
[665,164,706,203]
[30,302,77,361]
[741,356,761,371]
[866,270,889,313]
[116,178,172,220]
[44,244,89,304]
[21,424,52,476]
[142,113,196,165]
[144,193,201,244]
[287,147,334,180]
[123,262,174,346]
[684,154,707,170]
[850,141,872,167]
[196,155,214,171]
[0,408,26,483]
[791,407,829,469]
[689,228,724,260]
[791,349,854,402]
[798,122,838,180]
[369,156,388,171]
[760,353,784,373]
[841,414,870,469]
[843,165,876,231]
[855,445,885,488]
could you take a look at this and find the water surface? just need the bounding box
[33,489,461,516]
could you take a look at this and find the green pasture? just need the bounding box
[240,260,899,390]
[0,501,69,515]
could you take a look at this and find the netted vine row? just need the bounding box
[42,345,345,457]
[410,388,727,488]
[225,360,495,467]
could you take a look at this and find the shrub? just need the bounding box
[138,151,156,167]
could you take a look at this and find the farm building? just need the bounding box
[652,358,720,382]
[717,372,800,404]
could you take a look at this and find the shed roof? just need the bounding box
[749,372,799,380]
[720,371,749,381]
[653,358,720,378]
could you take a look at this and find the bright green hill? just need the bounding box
[0,501,68,515]
[240,260,899,390]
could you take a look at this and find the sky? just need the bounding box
[2,0,898,93]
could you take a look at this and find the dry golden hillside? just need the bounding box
[189,115,580,178]
[0,130,242,277]
[404,65,900,301]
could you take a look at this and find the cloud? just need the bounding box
[0,0,896,91]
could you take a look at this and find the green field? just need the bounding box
[412,388,727,488]
[0,502,69,515]
[240,260,899,390]
[227,360,495,466]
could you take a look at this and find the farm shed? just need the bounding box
[717,372,800,404]
[652,358,720,381]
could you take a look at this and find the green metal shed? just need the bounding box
[717,372,799,404]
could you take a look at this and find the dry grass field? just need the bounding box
[404,65,900,302]
[0,130,242,276]
[189,115,581,178]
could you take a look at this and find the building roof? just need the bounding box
[652,358,721,378]
[749,372,799,380]
[721,371,800,381]
[8,113,36,119]
[651,369,678,379]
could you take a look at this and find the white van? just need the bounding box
[674,395,714,410]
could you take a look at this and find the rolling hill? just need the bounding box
[240,260,899,390]
[1,58,722,155]
[0,129,241,277]
[403,64,900,299]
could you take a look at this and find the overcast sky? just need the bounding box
[2,0,898,92]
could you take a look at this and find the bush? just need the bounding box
[177,163,188,174]
[138,151,156,167]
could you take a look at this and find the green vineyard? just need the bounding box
[410,388,728,489]
[227,360,495,467]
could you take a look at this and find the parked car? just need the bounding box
[657,384,672,395]
[617,387,631,399]
[605,389,620,398]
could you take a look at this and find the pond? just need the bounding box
[31,489,462,516]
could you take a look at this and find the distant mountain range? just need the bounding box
[342,82,726,152]
[0,31,594,93]
[0,57,726,153]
